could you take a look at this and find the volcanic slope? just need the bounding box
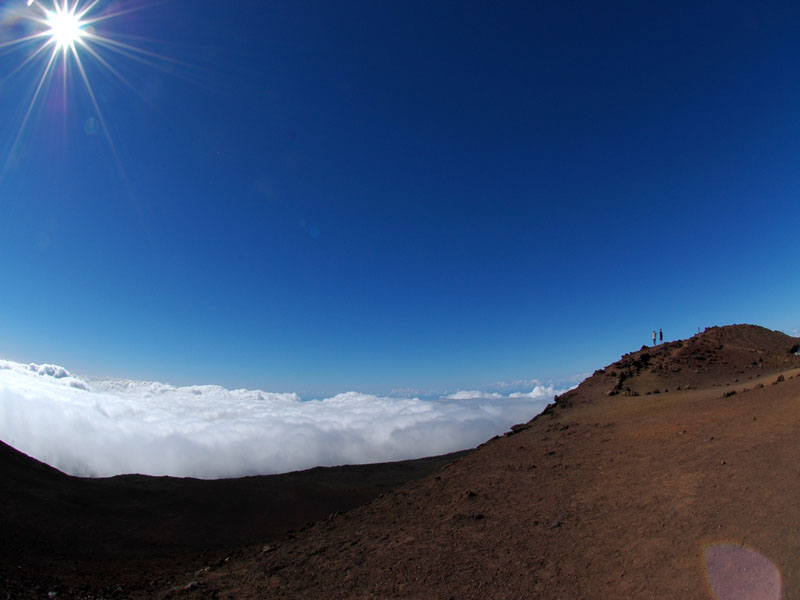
[179,324,800,599]
[0,439,468,597]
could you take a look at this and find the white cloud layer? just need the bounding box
[444,384,557,401]
[0,360,567,479]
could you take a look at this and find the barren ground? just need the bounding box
[3,324,800,599]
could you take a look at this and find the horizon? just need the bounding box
[1,1,800,396]
[0,321,796,400]
[1,320,797,479]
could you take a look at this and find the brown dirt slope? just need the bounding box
[173,324,800,599]
[0,440,468,598]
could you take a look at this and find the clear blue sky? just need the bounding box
[0,0,798,396]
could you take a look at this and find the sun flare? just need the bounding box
[45,2,87,52]
[0,0,176,180]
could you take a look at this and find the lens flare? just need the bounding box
[45,1,86,52]
[703,543,782,600]
[0,0,179,181]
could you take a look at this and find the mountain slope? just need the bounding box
[0,439,468,596]
[186,325,800,599]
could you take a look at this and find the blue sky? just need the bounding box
[0,0,798,397]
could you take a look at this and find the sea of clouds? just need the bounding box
[0,359,569,479]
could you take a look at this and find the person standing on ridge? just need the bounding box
[659,328,663,343]
[652,330,657,346]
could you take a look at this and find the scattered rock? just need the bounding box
[452,513,485,522]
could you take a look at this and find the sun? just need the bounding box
[0,0,178,181]
[45,1,87,52]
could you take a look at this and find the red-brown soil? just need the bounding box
[4,324,800,599]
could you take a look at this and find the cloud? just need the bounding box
[0,359,558,479]
[510,384,563,399]
[445,382,575,401]
[444,390,504,400]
